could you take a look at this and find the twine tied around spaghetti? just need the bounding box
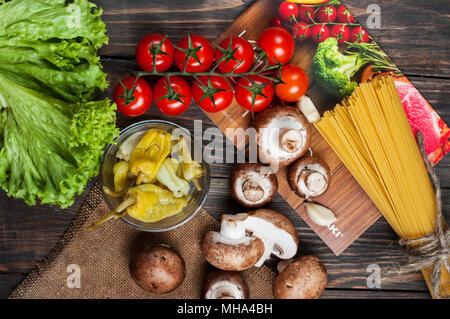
[385,134,449,299]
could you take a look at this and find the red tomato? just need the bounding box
[275,64,309,102]
[153,76,191,116]
[136,34,174,72]
[215,36,254,74]
[316,5,336,23]
[310,24,330,43]
[336,5,356,24]
[298,5,315,23]
[174,34,214,72]
[113,77,152,117]
[235,75,274,112]
[350,26,370,43]
[291,22,310,42]
[192,76,233,113]
[269,16,284,28]
[258,27,295,65]
[278,1,298,23]
[330,25,350,45]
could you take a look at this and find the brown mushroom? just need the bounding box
[288,156,330,198]
[201,230,265,271]
[129,245,185,294]
[252,106,311,167]
[201,209,299,270]
[230,163,278,207]
[273,255,327,299]
[202,271,249,299]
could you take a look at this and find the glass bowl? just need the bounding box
[101,120,210,232]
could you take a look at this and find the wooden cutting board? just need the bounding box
[205,0,381,255]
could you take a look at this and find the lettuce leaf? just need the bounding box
[0,0,118,208]
[0,0,108,102]
[0,73,118,208]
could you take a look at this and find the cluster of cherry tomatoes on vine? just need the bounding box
[114,28,309,117]
[271,1,370,45]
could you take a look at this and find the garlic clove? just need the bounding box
[304,202,337,227]
[297,95,320,123]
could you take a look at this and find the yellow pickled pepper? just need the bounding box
[125,184,188,223]
[113,161,130,192]
[129,129,172,185]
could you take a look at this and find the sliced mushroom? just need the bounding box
[274,255,327,299]
[245,209,299,266]
[252,106,311,167]
[202,209,298,271]
[288,156,330,198]
[202,271,249,299]
[230,163,278,207]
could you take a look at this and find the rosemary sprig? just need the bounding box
[345,41,402,76]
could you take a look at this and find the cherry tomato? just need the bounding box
[235,75,274,112]
[113,77,152,117]
[292,22,310,42]
[330,25,350,45]
[215,36,254,74]
[258,27,295,65]
[174,34,214,72]
[192,76,233,113]
[153,76,191,116]
[269,16,284,28]
[350,26,370,43]
[336,5,356,24]
[275,64,309,102]
[310,24,330,43]
[298,5,315,23]
[316,5,336,23]
[136,34,174,72]
[278,1,298,23]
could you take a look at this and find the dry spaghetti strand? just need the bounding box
[315,76,448,298]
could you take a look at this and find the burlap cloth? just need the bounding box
[9,183,275,299]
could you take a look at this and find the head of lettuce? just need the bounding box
[0,0,118,208]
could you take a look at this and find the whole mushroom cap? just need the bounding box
[230,163,278,207]
[273,255,327,299]
[129,245,185,294]
[252,106,311,167]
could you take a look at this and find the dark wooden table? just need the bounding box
[0,0,448,299]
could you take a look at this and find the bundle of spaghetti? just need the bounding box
[315,75,448,297]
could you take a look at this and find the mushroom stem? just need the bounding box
[242,180,264,202]
[299,170,328,196]
[279,128,302,153]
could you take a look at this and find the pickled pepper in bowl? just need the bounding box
[129,129,172,184]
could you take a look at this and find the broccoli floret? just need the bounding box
[312,38,366,99]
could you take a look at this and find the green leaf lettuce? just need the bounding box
[0,0,118,208]
[0,73,118,208]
